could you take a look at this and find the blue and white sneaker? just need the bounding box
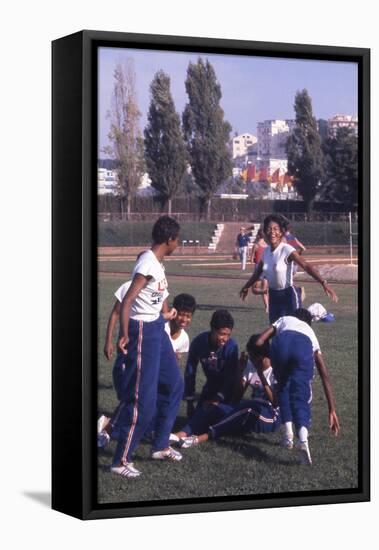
[151,447,182,461]
[169,433,181,445]
[180,435,200,449]
[110,463,141,477]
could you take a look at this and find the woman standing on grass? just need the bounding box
[239,215,338,323]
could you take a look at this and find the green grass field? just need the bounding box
[97,266,358,504]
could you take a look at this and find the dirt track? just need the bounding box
[98,249,358,283]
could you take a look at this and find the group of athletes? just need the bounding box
[98,214,340,479]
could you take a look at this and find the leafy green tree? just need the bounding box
[103,59,145,219]
[321,127,358,210]
[176,170,201,197]
[144,70,188,214]
[183,58,232,219]
[286,89,324,216]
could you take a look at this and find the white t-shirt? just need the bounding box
[242,360,276,402]
[164,323,190,353]
[114,250,169,322]
[262,242,296,290]
[273,316,321,353]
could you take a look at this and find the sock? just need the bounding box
[298,426,308,443]
[284,422,294,439]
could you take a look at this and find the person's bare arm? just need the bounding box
[256,367,278,407]
[161,298,177,321]
[296,239,306,254]
[239,261,263,300]
[118,273,150,354]
[232,352,249,402]
[256,325,275,347]
[103,300,121,360]
[289,251,338,302]
[251,279,268,296]
[314,351,340,435]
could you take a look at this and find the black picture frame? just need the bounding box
[52,30,370,520]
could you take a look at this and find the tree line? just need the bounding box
[103,59,358,220]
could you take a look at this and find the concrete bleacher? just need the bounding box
[207,223,225,253]
[209,222,261,254]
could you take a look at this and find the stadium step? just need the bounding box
[215,222,259,254]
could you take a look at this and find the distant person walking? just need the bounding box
[235,226,254,270]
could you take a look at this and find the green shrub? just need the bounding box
[289,222,358,246]
[98,221,215,246]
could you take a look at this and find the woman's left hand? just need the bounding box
[323,283,338,303]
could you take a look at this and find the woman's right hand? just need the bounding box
[117,335,129,355]
[103,341,114,360]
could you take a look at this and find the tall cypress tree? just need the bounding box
[321,127,358,210]
[183,58,232,219]
[144,70,188,214]
[286,89,324,216]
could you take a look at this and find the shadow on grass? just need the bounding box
[212,438,293,466]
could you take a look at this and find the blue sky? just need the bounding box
[98,47,358,157]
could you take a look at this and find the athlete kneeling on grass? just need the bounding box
[255,308,340,465]
[181,309,239,421]
[171,334,281,448]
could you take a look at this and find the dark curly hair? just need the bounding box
[263,214,286,234]
[173,293,197,314]
[210,309,234,331]
[246,334,270,359]
[152,216,180,244]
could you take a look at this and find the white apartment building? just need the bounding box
[328,114,358,137]
[98,167,155,196]
[98,168,118,195]
[257,119,295,159]
[256,119,295,176]
[232,133,257,159]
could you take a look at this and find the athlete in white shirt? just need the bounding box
[239,215,338,322]
[256,308,340,465]
[100,292,196,450]
[164,293,196,358]
[103,216,185,478]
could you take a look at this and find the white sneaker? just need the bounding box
[168,433,181,445]
[281,436,294,450]
[97,414,109,434]
[97,430,111,448]
[181,435,200,449]
[151,447,183,461]
[110,463,141,478]
[298,441,312,465]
